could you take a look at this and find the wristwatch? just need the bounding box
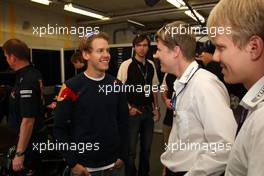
[15,151,25,157]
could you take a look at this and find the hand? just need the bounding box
[71,164,91,176]
[165,99,173,110]
[114,159,124,169]
[129,107,142,116]
[12,155,24,172]
[47,102,57,109]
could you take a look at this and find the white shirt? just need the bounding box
[225,75,264,176]
[86,163,115,172]
[160,61,237,176]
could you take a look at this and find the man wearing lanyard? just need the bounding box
[117,34,160,176]
[207,0,264,175]
[155,21,237,176]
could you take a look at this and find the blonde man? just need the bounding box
[155,21,237,176]
[207,0,264,175]
[54,33,128,176]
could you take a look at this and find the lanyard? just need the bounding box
[137,62,148,81]
[235,107,248,136]
[171,67,200,114]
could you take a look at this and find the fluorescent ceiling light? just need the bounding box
[127,19,145,27]
[30,0,50,5]
[64,3,110,20]
[166,0,186,9]
[184,10,205,23]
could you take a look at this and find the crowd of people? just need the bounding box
[0,0,263,176]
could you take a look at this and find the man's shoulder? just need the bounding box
[65,73,85,89]
[194,68,222,84]
[120,58,133,67]
[105,74,123,85]
[57,74,84,102]
[19,68,42,86]
[249,102,264,125]
[190,68,227,93]
[146,59,155,64]
[23,67,42,80]
[146,59,156,68]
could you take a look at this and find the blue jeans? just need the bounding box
[126,107,154,176]
[70,166,125,176]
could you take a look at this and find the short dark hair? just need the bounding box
[132,34,150,47]
[70,51,86,64]
[3,38,30,61]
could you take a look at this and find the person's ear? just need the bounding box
[82,51,90,61]
[172,45,181,59]
[9,54,17,63]
[248,35,264,61]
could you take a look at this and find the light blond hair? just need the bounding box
[155,21,196,61]
[207,0,264,48]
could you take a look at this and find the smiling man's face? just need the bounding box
[212,33,251,84]
[83,38,110,73]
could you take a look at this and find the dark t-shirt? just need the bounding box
[125,58,156,106]
[8,65,45,135]
[163,74,176,126]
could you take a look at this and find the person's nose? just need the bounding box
[212,50,220,62]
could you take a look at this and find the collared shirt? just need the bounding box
[225,75,264,176]
[86,163,115,172]
[160,61,237,176]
